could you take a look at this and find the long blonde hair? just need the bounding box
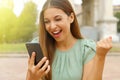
[39,0,83,80]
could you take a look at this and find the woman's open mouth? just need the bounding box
[52,30,62,38]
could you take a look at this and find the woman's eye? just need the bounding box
[44,20,49,24]
[56,18,61,21]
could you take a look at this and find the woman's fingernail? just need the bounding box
[44,57,47,59]
[32,52,34,55]
[110,36,112,39]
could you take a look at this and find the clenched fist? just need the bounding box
[96,36,112,57]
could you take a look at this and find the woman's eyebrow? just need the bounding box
[54,14,62,18]
[44,14,62,20]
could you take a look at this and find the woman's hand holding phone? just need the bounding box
[26,52,50,80]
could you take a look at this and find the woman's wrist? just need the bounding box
[96,53,106,60]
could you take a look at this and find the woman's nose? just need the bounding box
[50,22,57,29]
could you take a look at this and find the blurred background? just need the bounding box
[0,0,120,80]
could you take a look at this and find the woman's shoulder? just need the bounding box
[78,38,96,44]
[78,38,96,50]
[78,38,96,64]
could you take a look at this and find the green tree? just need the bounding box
[0,8,17,43]
[114,12,120,32]
[16,1,37,42]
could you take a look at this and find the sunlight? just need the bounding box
[32,0,46,11]
[74,0,82,4]
[13,0,28,16]
[0,0,119,17]
[113,0,120,5]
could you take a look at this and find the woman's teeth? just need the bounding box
[53,30,61,34]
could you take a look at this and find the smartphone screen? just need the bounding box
[25,43,44,65]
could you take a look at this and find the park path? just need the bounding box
[0,53,120,80]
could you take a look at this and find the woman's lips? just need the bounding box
[52,30,62,38]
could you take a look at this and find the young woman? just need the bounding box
[26,0,112,80]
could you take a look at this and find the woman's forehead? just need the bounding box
[43,7,67,19]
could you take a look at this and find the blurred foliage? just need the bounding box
[16,1,38,42]
[114,12,120,19]
[0,1,37,43]
[0,8,17,43]
[114,12,120,32]
[0,43,27,52]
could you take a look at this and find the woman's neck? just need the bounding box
[56,34,77,51]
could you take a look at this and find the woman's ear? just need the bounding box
[69,12,74,23]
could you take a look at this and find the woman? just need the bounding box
[26,0,112,80]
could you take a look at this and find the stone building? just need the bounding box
[114,5,120,13]
[69,0,119,42]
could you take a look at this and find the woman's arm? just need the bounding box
[82,37,112,80]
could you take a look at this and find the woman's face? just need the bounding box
[44,7,74,42]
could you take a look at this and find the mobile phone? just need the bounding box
[25,42,44,65]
